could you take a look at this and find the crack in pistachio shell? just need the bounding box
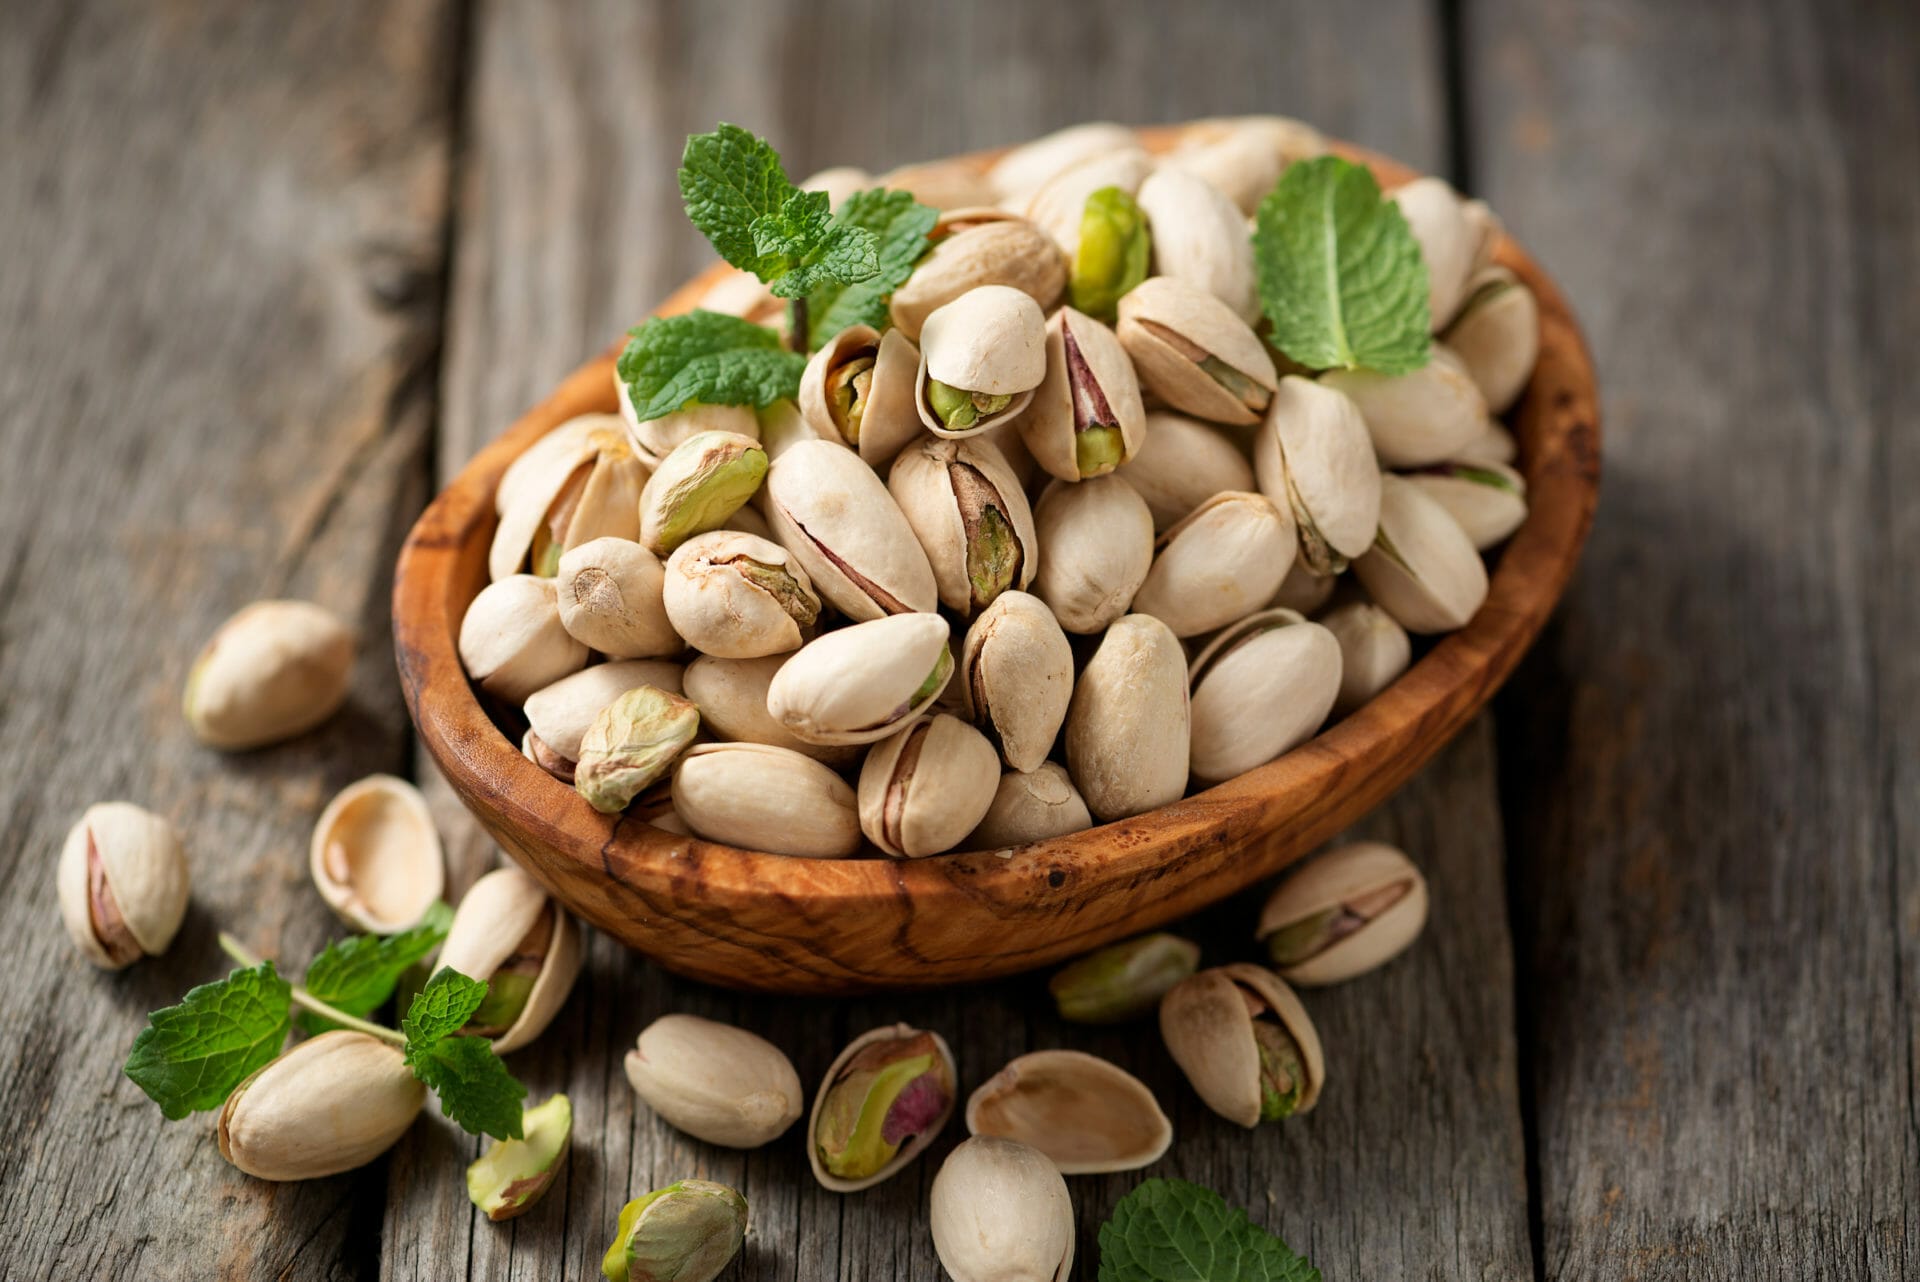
[828,355,876,445]
[1268,879,1416,965]
[1281,452,1346,576]
[85,828,142,966]
[927,379,1013,431]
[1253,1019,1306,1121]
[467,905,554,1036]
[1371,523,1415,576]
[880,722,933,867]
[725,555,822,627]
[530,458,594,576]
[776,505,912,615]
[1421,460,1524,496]
[1070,186,1150,321]
[948,462,1024,609]
[1137,319,1272,414]
[1063,323,1126,477]
[1189,616,1292,688]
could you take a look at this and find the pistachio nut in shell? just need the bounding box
[1253,376,1382,575]
[1065,613,1190,821]
[601,1179,748,1282]
[916,285,1047,437]
[1031,474,1155,634]
[1159,963,1325,1127]
[574,686,701,814]
[498,414,602,517]
[766,612,954,746]
[1025,146,1153,262]
[183,600,354,750]
[57,801,189,969]
[1458,418,1519,465]
[681,653,859,767]
[987,119,1137,202]
[1321,343,1488,469]
[857,714,1001,858]
[1136,167,1260,322]
[1270,559,1337,615]
[524,659,686,775]
[877,158,995,211]
[1443,266,1539,414]
[1017,305,1146,482]
[624,1014,803,1148]
[218,1030,426,1180]
[662,530,821,659]
[764,438,938,619]
[800,164,872,209]
[1391,176,1483,329]
[1258,841,1429,985]
[458,574,589,704]
[1117,276,1278,426]
[797,324,923,465]
[1116,410,1255,531]
[755,395,838,463]
[309,775,445,935]
[1409,458,1528,551]
[1160,114,1327,215]
[930,1136,1075,1282]
[809,1023,957,1192]
[491,417,645,579]
[624,399,759,468]
[1319,599,1412,715]
[965,764,1093,850]
[1048,932,1201,1025]
[960,591,1073,772]
[1065,184,1151,322]
[670,742,861,857]
[1130,491,1296,638]
[468,1094,572,1221]
[553,537,681,659]
[889,217,1066,343]
[1353,474,1489,634]
[637,430,768,556]
[437,866,584,1053]
[965,1049,1172,1175]
[888,435,1038,614]
[1187,608,1342,783]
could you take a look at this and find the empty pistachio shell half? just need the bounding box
[184,600,354,750]
[798,324,924,465]
[764,438,939,620]
[602,1179,748,1282]
[1130,491,1296,638]
[965,764,1093,850]
[467,1094,571,1221]
[1048,932,1201,1024]
[1188,608,1342,783]
[1321,343,1487,469]
[1065,613,1190,821]
[931,1136,1075,1282]
[437,867,584,1054]
[57,801,189,970]
[857,713,1001,858]
[1066,184,1152,322]
[492,416,646,580]
[888,435,1038,614]
[670,742,861,857]
[309,775,445,934]
[681,654,858,767]
[960,591,1073,772]
[622,398,759,468]
[1254,376,1382,575]
[624,1014,804,1148]
[1117,409,1256,531]
[1117,276,1278,426]
[1270,560,1338,615]
[1159,114,1327,215]
[889,217,1066,343]
[1391,176,1487,330]
[1026,147,1153,264]
[877,158,995,211]
[1258,842,1429,985]
[766,612,954,746]
[1136,167,1260,322]
[1017,305,1147,482]
[637,430,768,556]
[965,1049,1172,1174]
[1353,474,1490,634]
[1160,963,1325,1127]
[809,1023,957,1192]
[987,120,1137,202]
[1443,266,1539,414]
[662,530,821,659]
[1032,474,1155,634]
[1319,599,1412,715]
[523,659,686,778]
[218,1030,425,1180]
[574,686,701,814]
[1408,459,1528,550]
[917,286,1048,437]
[553,537,681,659]
[458,575,589,704]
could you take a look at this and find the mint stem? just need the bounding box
[217,932,408,1047]
[787,295,809,354]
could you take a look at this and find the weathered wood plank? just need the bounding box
[0,1,455,1277]
[1466,0,1920,1276]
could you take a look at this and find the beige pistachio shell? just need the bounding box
[1253,376,1382,575]
[987,121,1138,202]
[1032,474,1155,634]
[965,764,1093,850]
[764,439,939,620]
[1408,460,1528,550]
[696,268,785,328]
[1135,167,1259,322]
[916,286,1047,437]
[1159,114,1327,215]
[57,802,189,969]
[625,400,760,468]
[524,660,686,767]
[437,867,584,1054]
[755,396,840,463]
[1320,344,1488,468]
[800,165,872,210]
[184,600,354,751]
[1187,609,1342,782]
[798,325,924,466]
[624,1014,804,1148]
[1443,266,1539,414]
[1066,613,1190,821]
[498,414,602,517]
[662,530,821,659]
[1130,491,1296,638]
[1025,147,1154,260]
[1117,410,1256,530]
[1258,841,1429,985]
[878,159,995,211]
[218,1031,425,1181]
[888,436,1038,614]
[1319,600,1412,715]
[1159,963,1324,1127]
[1017,306,1146,482]
[1116,276,1278,426]
[808,1023,958,1193]
[980,416,1040,491]
[965,1049,1172,1174]
[765,612,953,746]
[1354,474,1489,634]
[490,417,645,580]
[1458,418,1519,465]
[890,218,1066,343]
[857,714,1001,858]
[682,654,860,768]
[458,575,589,704]
[638,430,769,556]
[309,775,445,935]
[671,742,861,857]
[959,591,1073,773]
[553,537,680,658]
[1270,560,1337,615]
[931,1136,1075,1282]
[1392,176,1483,329]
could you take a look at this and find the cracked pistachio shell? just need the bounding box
[553,538,680,658]
[696,267,785,329]
[499,415,601,517]
[916,286,1047,437]
[491,417,646,580]
[1136,167,1260,322]
[889,436,1038,614]
[1258,841,1429,985]
[960,591,1073,772]
[184,600,354,751]
[1131,491,1296,638]
[877,158,995,211]
[682,654,859,767]
[1392,176,1487,330]
[1321,344,1488,469]
[1270,560,1337,615]
[889,218,1066,343]
[623,396,759,469]
[965,1049,1172,1174]
[1319,599,1412,715]
[798,325,923,465]
[575,686,701,814]
[1117,276,1278,426]
[459,575,589,704]
[987,121,1138,202]
[1032,474,1155,634]
[603,1180,748,1282]
[931,1136,1075,1282]
[1442,266,1538,414]
[800,164,872,210]
[1025,147,1153,261]
[858,713,1001,857]
[965,763,1093,850]
[624,1014,804,1148]
[218,1031,426,1180]
[1049,933,1200,1026]
[1409,459,1528,551]
[808,1023,958,1192]
[438,867,585,1054]
[1017,306,1146,482]
[309,775,445,935]
[524,660,685,769]
[1253,376,1383,575]
[1160,963,1324,1127]
[1117,410,1255,531]
[468,1094,572,1221]
[1459,418,1519,466]
[662,530,821,659]
[1160,114,1328,215]
[1065,613,1190,821]
[57,802,189,969]
[637,431,768,556]
[755,396,839,463]
[670,742,861,857]
[1188,608,1342,782]
[764,439,938,620]
[1354,474,1489,634]
[766,612,954,746]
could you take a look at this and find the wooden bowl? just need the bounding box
[394,126,1599,994]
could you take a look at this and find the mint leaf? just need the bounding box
[124,963,292,1120]
[805,187,939,344]
[297,903,453,1035]
[402,968,526,1141]
[617,310,806,421]
[401,967,489,1043]
[1098,1179,1320,1282]
[1253,156,1430,376]
[679,123,878,293]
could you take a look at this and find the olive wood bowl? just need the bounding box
[394,125,1600,994]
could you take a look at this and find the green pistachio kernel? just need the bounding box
[467,1094,572,1221]
[964,505,1022,608]
[813,1032,951,1181]
[649,435,769,554]
[927,379,1013,431]
[1074,425,1126,478]
[1254,1020,1306,1121]
[574,686,702,815]
[912,646,954,708]
[601,1179,748,1282]
[732,557,821,626]
[1049,932,1201,1024]
[1070,186,1150,321]
[828,355,876,445]
[1199,355,1272,414]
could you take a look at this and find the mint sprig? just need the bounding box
[403,969,527,1141]
[617,310,807,423]
[1098,1179,1320,1282]
[123,962,292,1120]
[803,187,938,344]
[297,901,452,1034]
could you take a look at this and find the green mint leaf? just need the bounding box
[678,123,878,292]
[767,213,881,300]
[401,966,489,1044]
[123,963,292,1120]
[1097,1179,1320,1282]
[401,967,528,1141]
[617,311,806,421]
[1253,156,1430,376]
[297,902,453,1035]
[805,187,939,344]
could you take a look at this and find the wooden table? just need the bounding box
[2,1,1912,1277]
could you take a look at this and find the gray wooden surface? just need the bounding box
[0,0,1910,1278]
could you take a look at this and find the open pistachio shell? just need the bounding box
[890,218,1066,343]
[877,159,995,211]
[965,1049,1172,1174]
[764,439,938,620]
[1408,459,1528,550]
[959,591,1073,772]
[1136,167,1259,322]
[1354,474,1489,634]
[638,431,768,556]
[1159,963,1325,1127]
[553,537,681,659]
[1254,376,1382,575]
[491,416,645,580]
[858,713,1001,858]
[931,1137,1075,1282]
[1270,560,1337,615]
[1116,409,1256,531]
[1321,344,1488,469]
[888,436,1038,614]
[916,286,1047,438]
[662,530,821,659]
[808,1023,958,1193]
[1032,474,1155,634]
[524,660,686,776]
[1159,114,1327,215]
[798,325,924,466]
[1188,608,1342,783]
[1443,266,1539,414]
[57,801,189,969]
[309,775,445,935]
[1258,841,1429,985]
[1017,306,1146,482]
[965,763,1094,850]
[1025,147,1154,261]
[1116,276,1278,426]
[1066,613,1190,821]
[1131,491,1296,638]
[1319,599,1412,715]
[1391,176,1485,329]
[670,742,862,857]
[218,1030,426,1181]
[437,867,584,1054]
[498,415,602,517]
[766,612,954,746]
[682,654,859,768]
[987,121,1138,202]
[624,1014,804,1148]
[623,399,759,469]
[184,600,356,751]
[458,575,589,704]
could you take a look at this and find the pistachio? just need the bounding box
[889,218,1066,342]
[183,600,354,750]
[1319,599,1412,715]
[798,324,924,465]
[1130,491,1296,637]
[888,436,1038,614]
[1253,376,1382,575]
[1323,344,1486,468]
[965,1049,1172,1174]
[1458,418,1519,465]
[1353,474,1489,633]
[662,530,821,658]
[1270,559,1338,615]
[1159,963,1324,1127]
[1117,276,1279,426]
[553,537,681,659]
[1160,114,1327,215]
[56,802,189,970]
[1136,167,1260,321]
[624,1014,804,1148]
[309,775,445,934]
[809,1023,957,1191]
[622,399,759,469]
[965,763,1092,850]
[1391,176,1486,329]
[986,120,1137,202]
[1017,305,1147,482]
[681,653,859,767]
[1025,147,1153,265]
[766,612,954,746]
[670,742,862,857]
[958,591,1073,772]
[1257,842,1429,984]
[601,1180,748,1282]
[458,574,589,704]
[637,430,768,555]
[574,686,701,814]
[764,439,939,620]
[1443,266,1539,414]
[916,286,1048,437]
[437,867,584,1053]
[1187,608,1342,783]
[800,164,873,209]
[523,660,686,778]
[1031,474,1155,634]
[467,1094,572,1221]
[1065,613,1190,821]
[1048,932,1201,1025]
[217,1030,425,1180]
[498,414,604,517]
[857,713,1001,857]
[1116,409,1257,530]
[1409,458,1528,551]
[930,1137,1075,1282]
[877,158,995,211]
[1066,185,1151,321]
[491,416,646,579]
[755,395,838,463]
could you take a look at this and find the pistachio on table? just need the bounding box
[624,1014,803,1148]
[458,574,588,704]
[681,653,858,767]
[57,801,189,970]
[553,537,681,659]
[809,1023,957,1192]
[1135,166,1260,322]
[1254,375,1383,576]
[308,774,445,935]
[1353,474,1490,634]
[965,763,1093,850]
[965,1049,1172,1174]
[1130,490,1297,638]
[888,216,1066,343]
[959,590,1073,773]
[916,285,1047,436]
[670,742,862,857]
[1188,608,1342,783]
[662,529,821,658]
[763,438,938,620]
[1258,841,1429,985]
[602,1179,748,1282]
[1065,613,1190,821]
[1116,408,1255,531]
[766,611,954,746]
[467,1094,572,1221]
[1160,963,1325,1127]
[218,1030,425,1180]
[1031,473,1155,634]
[491,415,646,579]
[1444,265,1540,413]
[798,324,924,465]
[1017,304,1146,481]
[857,713,1001,858]
[637,430,768,555]
[574,685,701,814]
[1048,931,1201,1024]
[1117,275,1278,426]
[889,434,1038,614]
[436,867,584,1053]
[183,600,354,750]
[930,1136,1075,1282]
[522,659,686,781]
[1319,598,1413,715]
[1408,459,1529,551]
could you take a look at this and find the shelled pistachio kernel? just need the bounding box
[813,1028,954,1184]
[467,1095,572,1221]
[1048,932,1201,1023]
[573,686,701,815]
[601,1179,747,1282]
